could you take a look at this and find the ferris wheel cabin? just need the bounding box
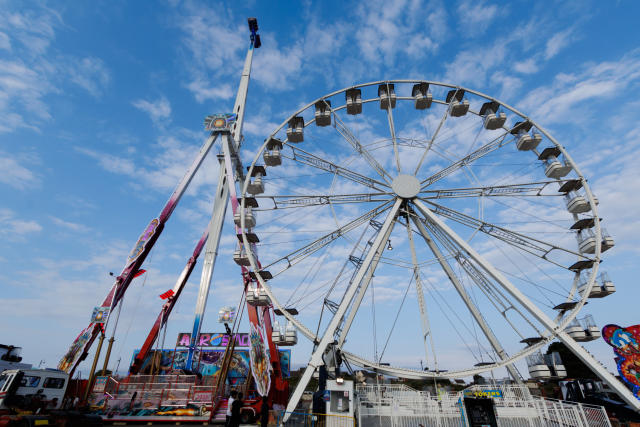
[246,165,266,195]
[345,88,362,115]
[263,137,283,166]
[559,179,599,214]
[287,116,304,142]
[315,100,332,126]
[271,320,298,347]
[446,88,469,117]
[233,197,257,228]
[479,101,507,130]
[526,351,566,379]
[511,120,542,151]
[578,270,616,298]
[378,83,396,109]
[412,82,432,109]
[566,315,602,342]
[538,146,572,178]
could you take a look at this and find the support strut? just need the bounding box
[412,199,640,410]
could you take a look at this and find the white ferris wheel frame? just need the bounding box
[238,80,638,412]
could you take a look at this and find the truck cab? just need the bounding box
[0,368,69,411]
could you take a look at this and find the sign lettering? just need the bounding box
[176,332,250,348]
[463,390,503,399]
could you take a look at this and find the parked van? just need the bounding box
[0,368,68,411]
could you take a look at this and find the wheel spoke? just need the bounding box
[262,200,394,274]
[414,92,454,175]
[420,180,569,199]
[383,94,402,174]
[337,212,398,347]
[253,192,393,210]
[328,102,394,184]
[285,143,388,191]
[420,126,516,188]
[404,209,438,371]
[283,198,402,416]
[426,217,545,335]
[414,198,562,338]
[419,198,591,265]
[408,205,521,381]
[411,197,640,408]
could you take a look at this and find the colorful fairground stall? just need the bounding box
[86,333,292,423]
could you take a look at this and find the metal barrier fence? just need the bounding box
[356,384,612,427]
[277,411,355,427]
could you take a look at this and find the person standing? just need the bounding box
[230,392,243,427]
[129,390,138,413]
[226,390,237,427]
[260,395,269,427]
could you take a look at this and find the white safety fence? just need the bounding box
[356,384,611,427]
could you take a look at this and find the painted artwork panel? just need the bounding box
[129,348,290,381]
[248,322,271,397]
[603,324,640,399]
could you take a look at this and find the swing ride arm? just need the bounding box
[57,131,220,377]
[129,230,209,374]
[185,17,260,370]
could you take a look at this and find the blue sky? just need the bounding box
[1,0,640,381]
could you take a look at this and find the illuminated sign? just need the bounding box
[463,389,503,399]
[176,332,249,348]
[91,307,110,324]
[218,306,236,323]
[204,113,237,131]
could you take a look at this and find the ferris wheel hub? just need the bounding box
[391,174,421,199]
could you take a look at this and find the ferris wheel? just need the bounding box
[238,80,632,412]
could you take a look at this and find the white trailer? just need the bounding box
[0,368,68,411]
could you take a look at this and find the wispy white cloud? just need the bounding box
[76,147,137,175]
[132,96,172,125]
[519,49,640,124]
[456,0,503,35]
[75,127,220,197]
[243,113,281,138]
[355,0,445,65]
[0,208,42,238]
[176,5,244,73]
[513,58,539,74]
[0,8,59,131]
[0,59,54,131]
[252,38,303,89]
[49,216,91,233]
[0,150,40,189]
[0,7,60,56]
[442,41,507,87]
[544,28,576,60]
[67,56,111,97]
[174,3,246,101]
[0,5,111,133]
[174,0,447,95]
[0,31,10,50]
[186,79,233,103]
[493,71,522,99]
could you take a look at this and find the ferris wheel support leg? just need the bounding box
[409,208,522,383]
[404,213,437,370]
[283,199,403,421]
[185,153,231,370]
[412,199,640,411]
[337,216,396,348]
